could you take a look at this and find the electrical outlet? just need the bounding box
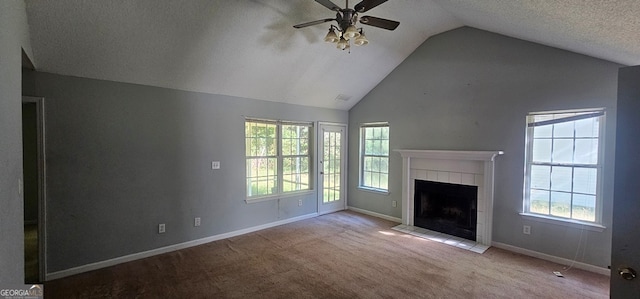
[158,223,166,234]
[523,225,531,235]
[298,199,303,206]
[194,217,201,227]
[392,200,397,208]
[211,161,220,169]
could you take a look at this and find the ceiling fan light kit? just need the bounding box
[294,0,399,51]
[324,28,340,43]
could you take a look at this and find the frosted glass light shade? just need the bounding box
[354,33,368,46]
[336,37,349,50]
[324,28,339,43]
[343,25,360,40]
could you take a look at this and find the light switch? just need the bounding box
[211,161,220,169]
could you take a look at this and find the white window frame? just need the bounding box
[522,108,605,226]
[359,123,390,193]
[245,118,313,201]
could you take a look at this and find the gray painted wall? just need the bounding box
[0,0,33,285]
[348,27,620,267]
[23,71,347,273]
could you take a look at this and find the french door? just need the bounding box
[318,123,347,214]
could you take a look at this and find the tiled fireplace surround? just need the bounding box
[396,150,503,246]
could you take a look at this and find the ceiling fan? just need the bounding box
[293,0,399,51]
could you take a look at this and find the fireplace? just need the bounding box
[414,180,478,241]
[396,150,503,246]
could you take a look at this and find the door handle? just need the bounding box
[618,267,637,280]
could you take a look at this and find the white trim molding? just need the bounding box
[46,213,319,281]
[348,206,402,223]
[492,242,610,276]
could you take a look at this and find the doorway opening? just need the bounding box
[22,96,46,283]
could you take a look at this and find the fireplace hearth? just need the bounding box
[414,180,478,241]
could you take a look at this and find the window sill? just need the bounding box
[519,212,606,232]
[245,190,314,204]
[357,186,390,196]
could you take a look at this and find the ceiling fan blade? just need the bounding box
[354,0,388,12]
[293,18,336,29]
[315,0,341,11]
[359,16,399,30]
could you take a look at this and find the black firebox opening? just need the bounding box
[414,180,478,241]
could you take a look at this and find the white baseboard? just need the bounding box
[46,212,319,281]
[347,206,402,223]
[491,241,610,276]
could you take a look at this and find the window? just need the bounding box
[360,123,389,191]
[245,119,312,198]
[523,109,604,223]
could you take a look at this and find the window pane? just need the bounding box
[365,127,373,139]
[574,138,598,164]
[380,157,389,173]
[553,119,574,138]
[380,174,388,190]
[365,140,374,155]
[361,125,389,190]
[246,157,277,196]
[530,189,549,214]
[575,117,598,138]
[364,172,372,187]
[372,157,380,172]
[246,120,312,198]
[364,157,372,172]
[550,166,572,192]
[532,139,551,163]
[524,111,603,223]
[552,139,573,163]
[530,165,550,190]
[550,191,571,218]
[573,168,597,195]
[533,124,552,138]
[572,194,596,221]
[371,172,380,189]
[381,127,389,139]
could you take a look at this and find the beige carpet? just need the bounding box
[46,211,608,298]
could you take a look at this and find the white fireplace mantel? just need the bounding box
[395,149,503,246]
[396,150,503,161]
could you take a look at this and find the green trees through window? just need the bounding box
[360,124,389,191]
[245,120,312,198]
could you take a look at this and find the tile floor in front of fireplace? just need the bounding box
[391,224,490,254]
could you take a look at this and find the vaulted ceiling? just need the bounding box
[25,0,640,110]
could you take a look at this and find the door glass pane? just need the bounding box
[323,131,342,203]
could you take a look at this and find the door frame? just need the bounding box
[611,66,640,296]
[317,122,348,214]
[22,96,47,282]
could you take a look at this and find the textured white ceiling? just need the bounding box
[25,0,639,110]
